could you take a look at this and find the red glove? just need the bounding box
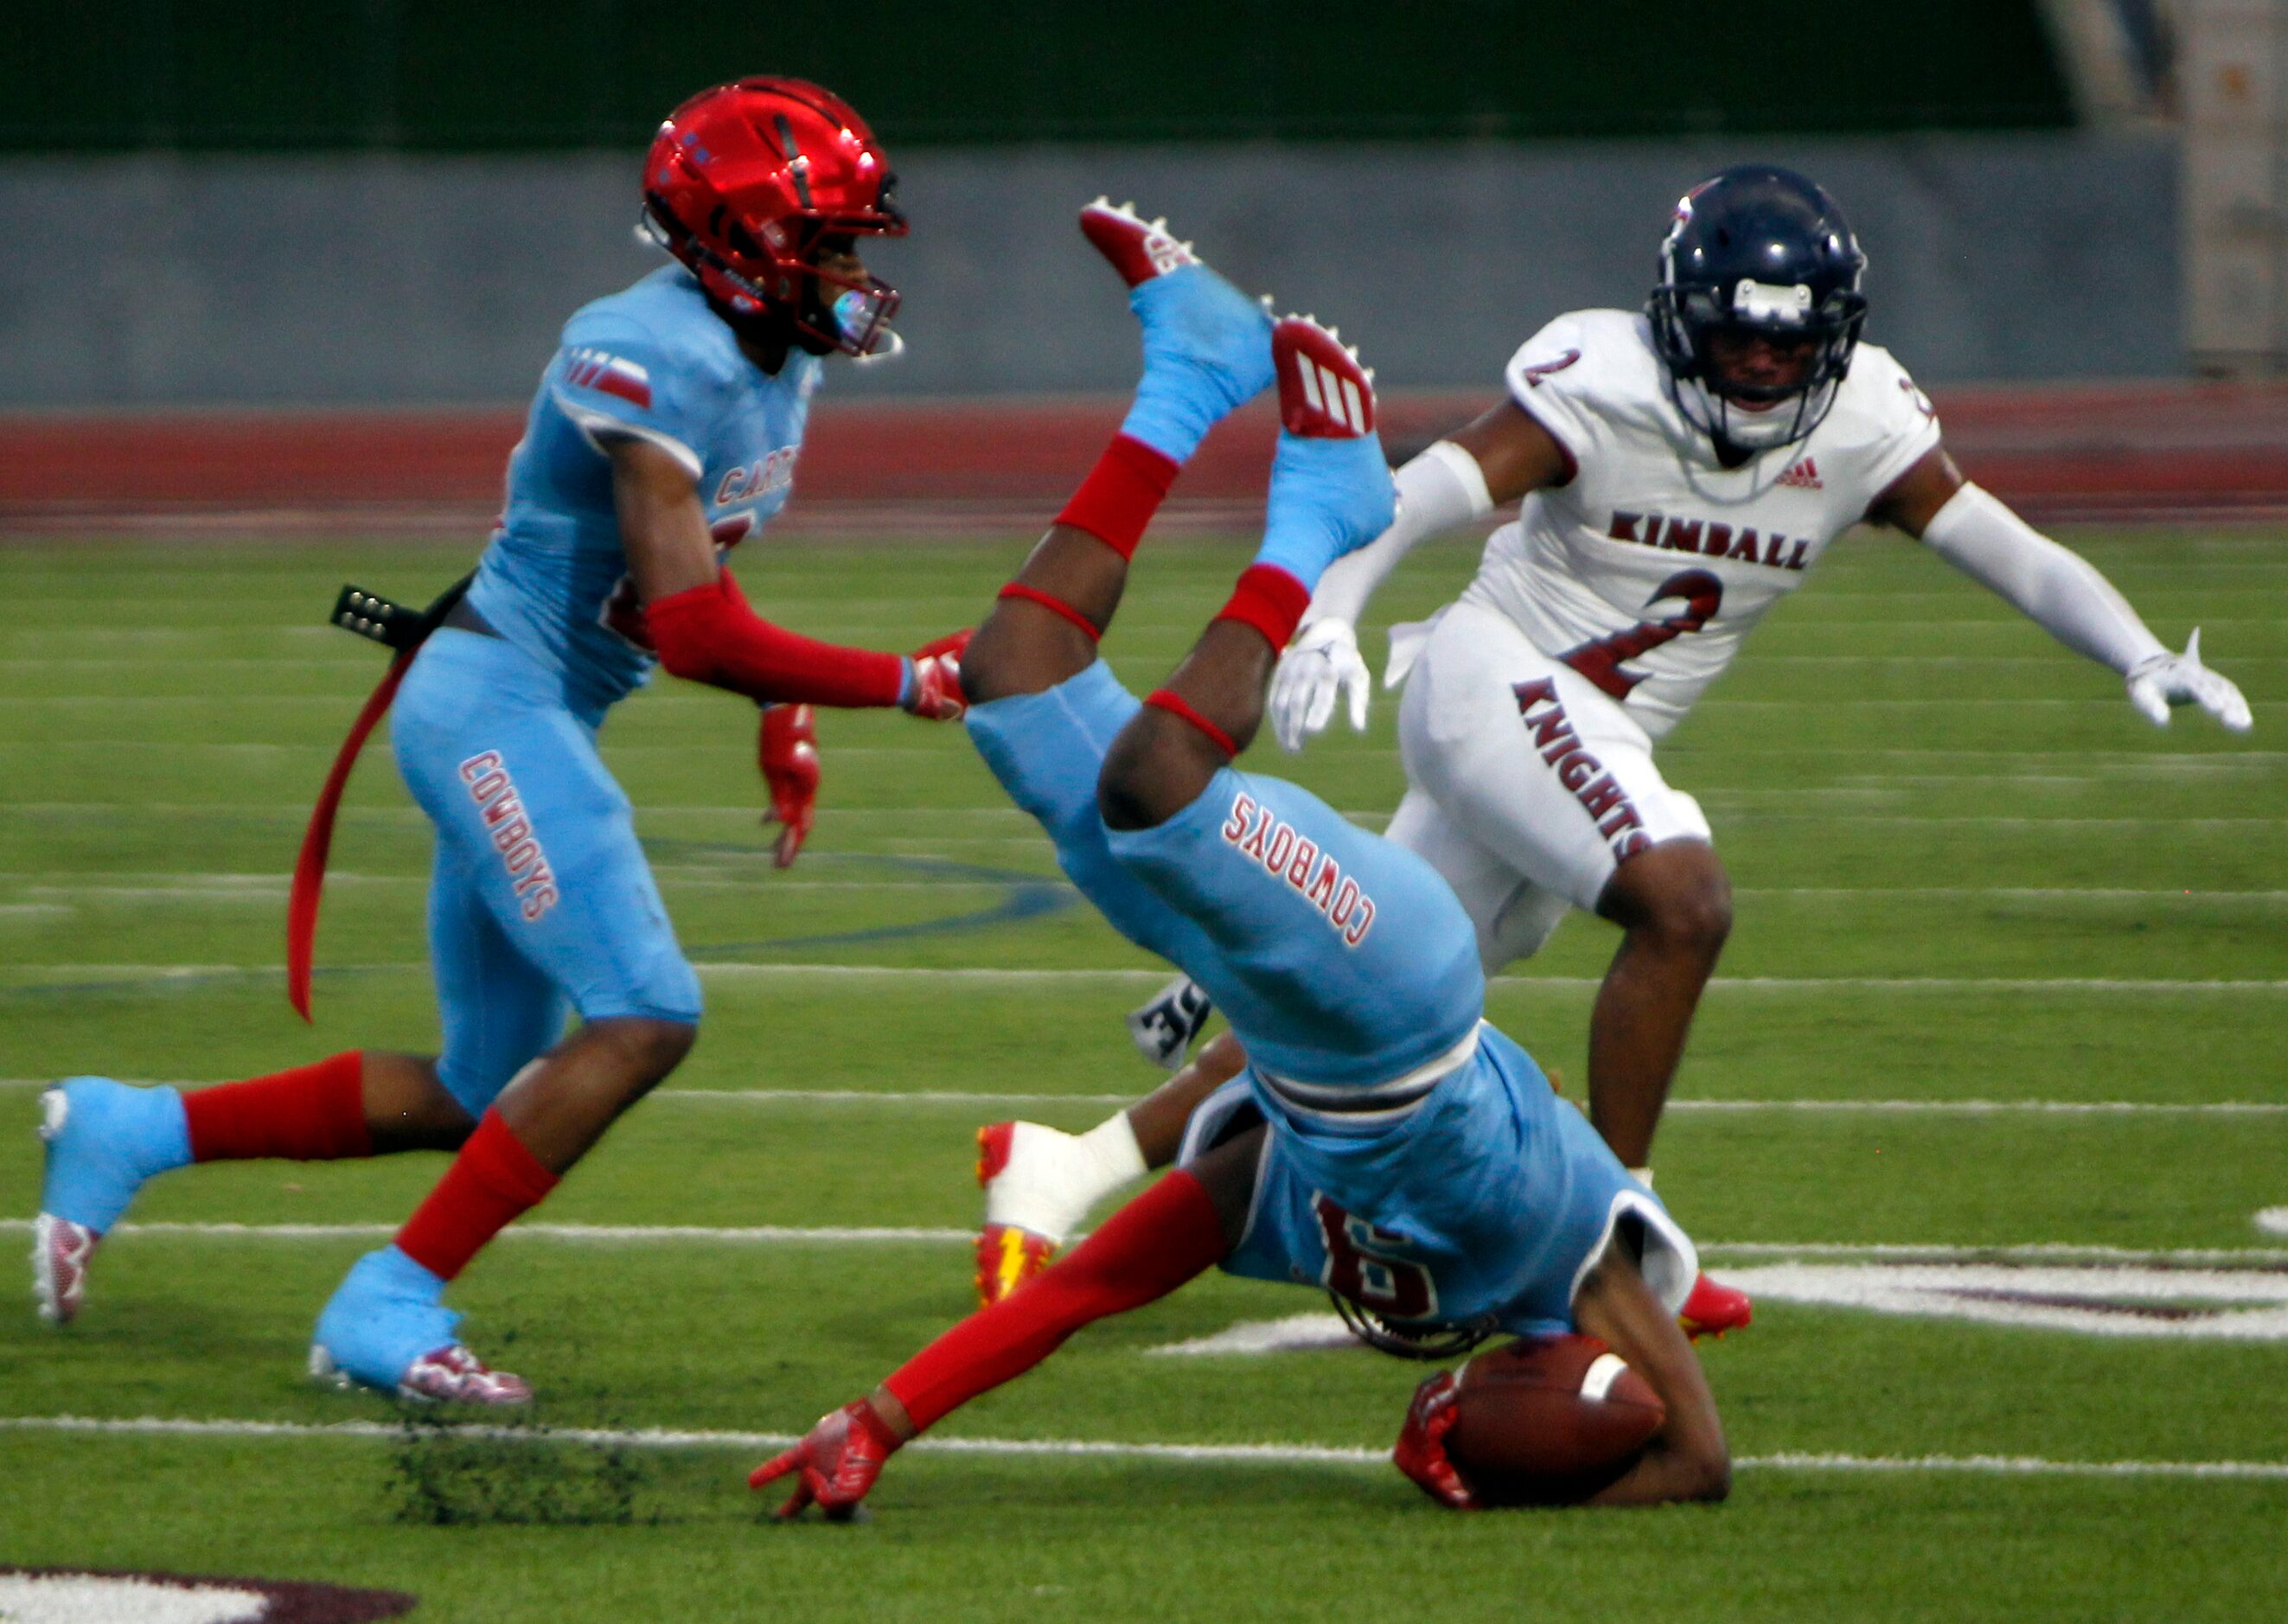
[758,703,820,868]
[902,630,972,721]
[749,1400,902,1520]
[1391,1370,1479,1510]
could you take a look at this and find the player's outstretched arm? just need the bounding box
[1269,401,1568,751]
[605,438,966,717]
[1874,448,2251,732]
[1569,1243,1730,1507]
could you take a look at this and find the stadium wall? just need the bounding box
[0,131,2176,411]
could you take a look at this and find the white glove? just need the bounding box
[2125,630,2252,732]
[1269,619,1371,752]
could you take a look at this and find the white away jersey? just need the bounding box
[1460,309,1940,737]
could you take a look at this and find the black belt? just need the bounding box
[442,598,499,638]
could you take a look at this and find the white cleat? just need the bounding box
[31,1212,99,1326]
[310,1340,534,1406]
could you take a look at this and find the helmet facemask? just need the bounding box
[642,202,906,361]
[1652,272,1867,452]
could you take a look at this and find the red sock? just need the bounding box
[885,1169,1226,1433]
[183,1052,372,1163]
[394,1109,560,1282]
[1055,433,1180,560]
[1213,562,1311,652]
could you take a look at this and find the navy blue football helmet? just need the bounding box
[1647,165,1868,451]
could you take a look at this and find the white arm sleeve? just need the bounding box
[1919,483,2167,675]
[1306,439,1495,626]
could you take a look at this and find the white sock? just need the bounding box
[1627,1166,1655,1190]
[984,1114,1147,1242]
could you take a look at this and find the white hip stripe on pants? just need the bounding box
[1391,601,1713,971]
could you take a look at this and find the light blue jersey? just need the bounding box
[968,661,1697,1339]
[468,265,823,718]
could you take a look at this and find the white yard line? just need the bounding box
[0,1220,2279,1267]
[2,1079,2278,1115]
[0,1414,2282,1481]
[0,1218,968,1244]
[5,876,2283,905]
[8,965,2288,994]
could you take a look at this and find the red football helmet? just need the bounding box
[642,78,908,358]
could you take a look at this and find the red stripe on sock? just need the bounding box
[885,1170,1226,1433]
[1143,689,1239,759]
[997,581,1102,642]
[184,1052,371,1163]
[394,1109,560,1282]
[1054,433,1180,560]
[1213,563,1311,653]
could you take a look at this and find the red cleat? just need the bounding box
[1273,315,1377,439]
[1678,1272,1753,1340]
[1079,198,1200,287]
[751,1400,901,1520]
[1391,1369,1479,1511]
[975,1123,1058,1307]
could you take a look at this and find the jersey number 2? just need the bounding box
[1313,1193,1437,1319]
[1558,567,1723,700]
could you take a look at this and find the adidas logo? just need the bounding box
[1291,354,1370,433]
[1777,457,1822,490]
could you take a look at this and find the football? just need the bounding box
[1442,1333,1665,1506]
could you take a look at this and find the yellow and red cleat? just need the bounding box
[974,1122,1059,1307]
[1678,1272,1753,1340]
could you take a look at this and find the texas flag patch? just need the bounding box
[564,347,653,410]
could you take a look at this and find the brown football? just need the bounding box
[1443,1333,1665,1506]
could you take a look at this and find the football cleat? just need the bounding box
[309,1339,533,1406]
[30,1213,98,1327]
[1391,1369,1479,1511]
[1678,1272,1753,1340]
[1273,314,1376,439]
[750,1399,902,1520]
[34,1077,191,1322]
[1079,198,1200,287]
[975,1221,1058,1309]
[1127,975,1214,1070]
[975,1122,1060,1307]
[1087,199,1275,466]
[310,1244,532,1405]
[1258,316,1396,585]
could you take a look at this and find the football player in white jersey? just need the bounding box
[973,165,2252,1331]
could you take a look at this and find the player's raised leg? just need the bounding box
[962,200,1272,707]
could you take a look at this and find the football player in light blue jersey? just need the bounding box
[34,79,967,1403]
[751,205,1729,1517]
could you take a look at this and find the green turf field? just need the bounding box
[2,530,2284,1622]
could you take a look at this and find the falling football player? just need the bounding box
[32,78,967,1401]
[751,205,1730,1517]
[975,167,2254,1333]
